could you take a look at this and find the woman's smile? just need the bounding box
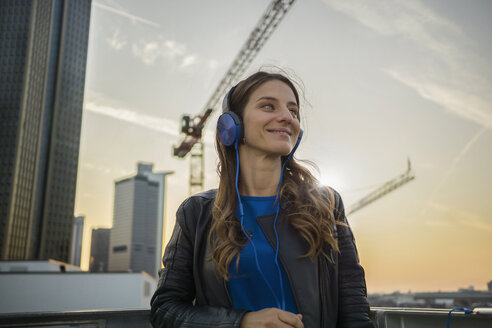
[267,128,292,137]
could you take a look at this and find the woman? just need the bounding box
[150,71,374,328]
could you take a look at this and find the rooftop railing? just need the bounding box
[370,307,492,328]
[0,307,491,327]
[0,309,151,328]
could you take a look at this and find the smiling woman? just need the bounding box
[240,79,301,167]
[150,71,374,328]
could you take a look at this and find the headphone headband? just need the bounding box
[222,85,236,113]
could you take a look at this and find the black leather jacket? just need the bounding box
[150,189,373,328]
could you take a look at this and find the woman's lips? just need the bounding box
[267,128,291,136]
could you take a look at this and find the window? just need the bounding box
[113,245,127,253]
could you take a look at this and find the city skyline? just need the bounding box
[75,0,492,293]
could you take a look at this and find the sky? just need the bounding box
[75,0,492,293]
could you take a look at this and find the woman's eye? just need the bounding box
[262,104,274,110]
[289,109,298,117]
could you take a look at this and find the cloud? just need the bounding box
[433,126,486,190]
[131,39,199,70]
[324,0,492,130]
[180,55,197,69]
[426,202,492,233]
[93,2,160,28]
[385,70,492,129]
[106,28,127,50]
[84,102,216,146]
[323,0,460,58]
[420,127,488,217]
[131,41,161,65]
[93,2,201,70]
[450,127,488,168]
[85,102,180,137]
[163,40,186,58]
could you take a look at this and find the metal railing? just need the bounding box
[371,307,492,328]
[0,307,491,327]
[0,309,151,328]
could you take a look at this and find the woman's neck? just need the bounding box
[238,148,281,197]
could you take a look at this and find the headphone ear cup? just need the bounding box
[217,112,242,146]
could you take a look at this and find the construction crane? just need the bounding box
[172,0,296,195]
[347,158,415,215]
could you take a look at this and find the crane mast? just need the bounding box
[172,0,296,195]
[347,159,415,216]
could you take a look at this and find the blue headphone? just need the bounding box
[217,85,303,153]
[216,85,303,310]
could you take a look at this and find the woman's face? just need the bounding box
[240,79,301,158]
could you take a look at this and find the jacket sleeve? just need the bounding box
[150,198,248,328]
[333,190,374,328]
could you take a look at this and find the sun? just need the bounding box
[318,169,346,192]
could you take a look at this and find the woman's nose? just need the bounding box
[277,106,293,122]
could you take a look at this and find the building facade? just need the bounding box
[0,262,156,313]
[89,227,110,272]
[69,215,84,266]
[108,163,172,278]
[0,259,82,272]
[0,0,91,261]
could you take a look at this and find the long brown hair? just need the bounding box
[209,71,342,280]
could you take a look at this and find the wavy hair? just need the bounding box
[209,71,343,280]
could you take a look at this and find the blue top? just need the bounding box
[227,195,298,313]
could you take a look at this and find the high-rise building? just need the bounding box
[108,163,173,278]
[69,215,84,266]
[89,227,110,272]
[0,1,92,261]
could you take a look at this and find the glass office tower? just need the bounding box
[0,0,92,261]
[108,163,173,278]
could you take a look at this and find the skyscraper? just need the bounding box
[108,163,173,278]
[0,0,92,261]
[69,215,84,266]
[89,227,110,272]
